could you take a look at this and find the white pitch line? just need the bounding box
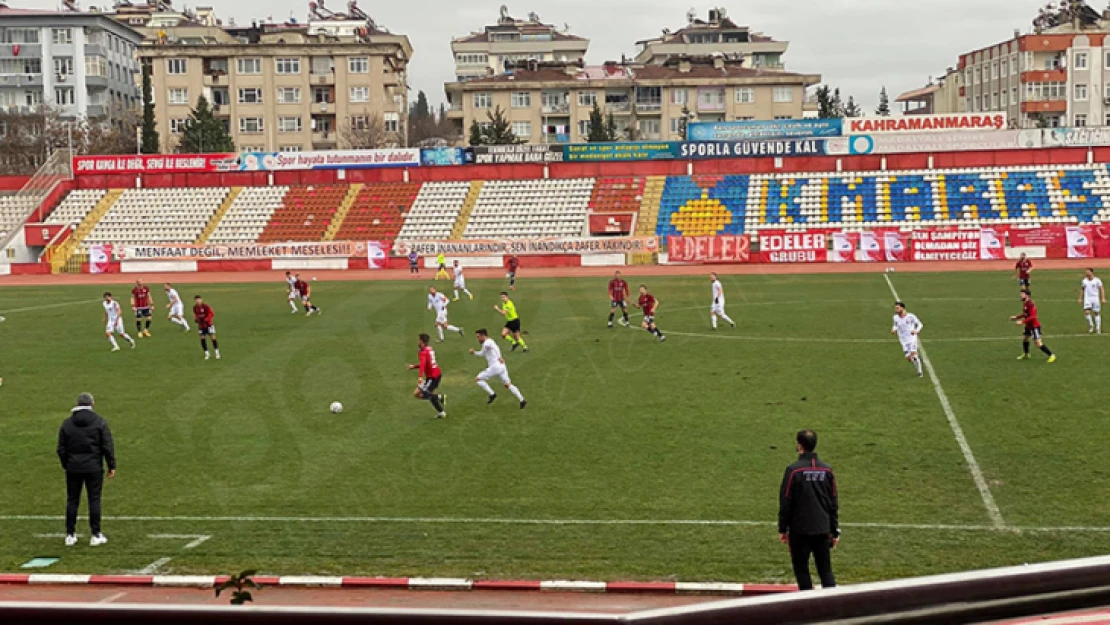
[134,534,212,575]
[884,273,1006,529]
[665,331,1096,345]
[137,557,173,575]
[0,299,98,315]
[97,591,128,603]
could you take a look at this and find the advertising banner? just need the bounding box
[858,230,884,262]
[1008,227,1068,248]
[1043,127,1110,147]
[589,213,636,236]
[828,130,1041,155]
[757,230,828,264]
[687,119,842,142]
[842,113,1008,135]
[367,240,390,269]
[73,154,238,175]
[1067,226,1093,259]
[830,231,857,263]
[667,235,751,263]
[679,139,826,159]
[88,244,112,273]
[420,148,474,166]
[396,236,659,257]
[23,223,65,247]
[238,149,420,171]
[885,231,911,262]
[564,142,679,162]
[473,144,564,164]
[911,229,980,261]
[980,228,1005,260]
[116,241,366,261]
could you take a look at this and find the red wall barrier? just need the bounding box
[10,262,51,275]
[0,176,30,190]
[197,260,273,272]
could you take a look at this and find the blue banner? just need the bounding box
[564,142,680,162]
[687,119,842,142]
[420,148,474,166]
[678,139,828,159]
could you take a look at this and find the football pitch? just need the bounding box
[1,268,1109,584]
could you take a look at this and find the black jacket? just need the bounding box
[778,452,839,537]
[57,407,116,473]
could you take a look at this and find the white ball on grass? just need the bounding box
[330,402,343,414]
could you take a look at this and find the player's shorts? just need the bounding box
[505,318,521,333]
[436,311,449,324]
[1024,326,1043,340]
[169,303,184,317]
[711,302,726,316]
[288,289,300,299]
[198,324,216,336]
[419,376,441,397]
[135,307,152,319]
[105,319,124,334]
[901,339,919,356]
[454,277,466,289]
[478,364,512,386]
[1018,278,1030,287]
[507,270,516,279]
[300,293,311,302]
[643,315,655,325]
[438,263,447,271]
[611,299,627,309]
[1084,298,1102,313]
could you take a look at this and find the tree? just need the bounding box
[585,102,608,142]
[411,91,431,122]
[677,104,692,139]
[482,105,519,144]
[178,95,234,153]
[140,63,159,153]
[815,85,836,119]
[339,112,391,149]
[843,96,862,118]
[0,105,144,174]
[875,86,891,117]
[832,88,845,118]
[468,119,485,146]
[604,112,618,142]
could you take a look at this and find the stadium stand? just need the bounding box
[590,177,646,214]
[257,185,349,243]
[463,178,592,239]
[45,189,107,228]
[0,194,34,242]
[207,186,292,244]
[656,175,749,237]
[82,187,230,250]
[396,182,472,242]
[332,182,421,243]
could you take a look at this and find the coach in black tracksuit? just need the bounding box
[778,429,839,590]
[57,393,116,543]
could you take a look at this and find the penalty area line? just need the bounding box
[883,273,1006,529]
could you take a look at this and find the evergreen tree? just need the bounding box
[468,119,485,146]
[482,106,519,144]
[815,85,837,119]
[833,88,844,118]
[843,96,862,118]
[178,95,234,153]
[604,111,618,142]
[875,86,891,116]
[140,63,159,153]
[411,91,431,121]
[677,104,692,139]
[585,102,607,142]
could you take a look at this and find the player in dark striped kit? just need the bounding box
[607,271,630,328]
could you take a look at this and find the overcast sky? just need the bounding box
[32,0,1053,110]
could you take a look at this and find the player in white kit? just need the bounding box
[470,328,526,409]
[102,292,135,352]
[285,271,299,313]
[452,260,474,301]
[709,272,736,330]
[1080,268,1106,334]
[164,283,190,331]
[890,301,923,377]
[427,287,463,342]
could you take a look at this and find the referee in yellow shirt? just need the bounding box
[495,292,529,353]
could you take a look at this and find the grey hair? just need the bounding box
[76,392,94,407]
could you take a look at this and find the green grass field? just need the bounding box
[1,269,1109,584]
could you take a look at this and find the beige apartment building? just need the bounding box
[451,6,589,83]
[445,56,820,144]
[635,7,788,70]
[118,3,411,152]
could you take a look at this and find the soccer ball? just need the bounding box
[312,277,318,282]
[330,401,343,414]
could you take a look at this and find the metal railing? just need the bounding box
[0,147,72,253]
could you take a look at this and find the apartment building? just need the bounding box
[451,6,588,82]
[0,5,142,118]
[123,3,411,152]
[445,56,820,144]
[635,8,789,70]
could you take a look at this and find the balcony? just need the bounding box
[312,131,337,145]
[312,72,335,85]
[311,101,334,114]
[636,101,662,114]
[605,101,631,113]
[697,100,726,112]
[542,102,570,115]
[1022,100,1067,113]
[1021,69,1067,83]
[211,103,230,116]
[203,72,227,85]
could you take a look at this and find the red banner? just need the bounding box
[829,231,857,263]
[1068,226,1094,259]
[758,230,828,264]
[73,154,238,175]
[910,229,980,262]
[1008,227,1067,248]
[589,213,635,236]
[667,235,751,263]
[23,223,65,246]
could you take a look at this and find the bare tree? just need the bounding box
[339,112,396,149]
[0,104,142,174]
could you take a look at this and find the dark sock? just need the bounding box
[1040,345,1053,356]
[200,338,207,352]
[430,395,443,412]
[136,322,142,333]
[623,312,629,322]
[1023,341,1031,354]
[145,320,151,330]
[212,339,219,350]
[608,313,614,323]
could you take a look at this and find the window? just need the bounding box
[349,86,369,103]
[168,88,188,105]
[1075,52,1089,69]
[1001,90,1008,107]
[384,112,400,133]
[773,115,794,120]
[348,57,368,73]
[1001,59,1008,76]
[974,67,981,84]
[455,53,488,65]
[735,87,755,104]
[511,121,532,138]
[166,58,187,74]
[974,95,981,112]
[53,57,73,76]
[54,88,75,105]
[1105,112,1110,127]
[672,89,688,105]
[511,92,531,108]
[1012,86,1018,103]
[85,56,106,77]
[577,119,591,136]
[1076,84,1088,101]
[51,28,72,45]
[473,92,491,108]
[277,87,301,104]
[239,145,264,153]
[212,88,229,106]
[350,116,368,130]
[239,117,263,133]
[577,91,596,107]
[237,58,261,74]
[280,145,302,152]
[1075,113,1088,127]
[639,119,661,138]
[25,90,41,106]
[1011,54,1018,75]
[313,87,333,103]
[275,58,300,74]
[772,87,793,103]
[310,57,333,74]
[1,28,39,43]
[670,117,684,135]
[991,92,998,109]
[278,116,302,132]
[169,118,188,134]
[964,69,972,85]
[238,88,262,104]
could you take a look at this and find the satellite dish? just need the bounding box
[686,7,696,23]
[499,4,509,19]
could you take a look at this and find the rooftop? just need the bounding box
[635,8,778,46]
[453,6,585,44]
[455,56,811,85]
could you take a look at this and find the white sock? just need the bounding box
[454,290,460,299]
[289,300,298,311]
[712,316,718,329]
[1098,315,1103,332]
[437,326,444,341]
[182,320,190,330]
[446,325,460,333]
[508,385,525,402]
[477,380,495,396]
[1088,315,1095,330]
[721,313,735,325]
[465,289,473,297]
[108,335,119,348]
[122,333,134,344]
[914,357,923,375]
